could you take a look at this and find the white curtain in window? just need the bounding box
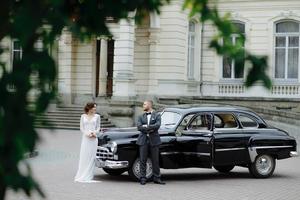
[275,49,285,78]
[222,56,232,78]
[275,21,299,79]
[187,21,196,79]
[288,36,299,78]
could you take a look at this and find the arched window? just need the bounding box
[274,21,300,79]
[222,22,245,79]
[187,21,196,79]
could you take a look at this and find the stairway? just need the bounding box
[35,105,115,130]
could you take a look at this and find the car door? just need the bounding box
[158,110,182,169]
[212,112,250,166]
[159,131,179,169]
[175,112,213,168]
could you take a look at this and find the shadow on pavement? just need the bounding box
[94,170,291,183]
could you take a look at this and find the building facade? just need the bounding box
[1,0,300,105]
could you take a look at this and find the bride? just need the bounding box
[74,102,100,183]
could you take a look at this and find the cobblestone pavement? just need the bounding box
[5,121,300,200]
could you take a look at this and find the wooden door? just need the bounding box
[106,40,114,97]
[95,39,101,97]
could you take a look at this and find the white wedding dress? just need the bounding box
[74,114,101,183]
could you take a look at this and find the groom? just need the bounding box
[136,100,165,185]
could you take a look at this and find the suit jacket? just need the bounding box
[136,111,161,146]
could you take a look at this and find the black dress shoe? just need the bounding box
[153,179,166,185]
[140,179,146,185]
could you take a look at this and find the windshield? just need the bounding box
[160,111,181,129]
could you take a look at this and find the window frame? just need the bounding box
[186,112,213,132]
[160,110,182,130]
[187,20,196,80]
[273,20,300,81]
[175,112,196,136]
[237,113,259,129]
[221,21,246,80]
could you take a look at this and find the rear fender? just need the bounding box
[248,136,297,162]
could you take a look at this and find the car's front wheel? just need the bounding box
[249,154,276,178]
[128,158,153,181]
[103,168,127,176]
[214,165,235,173]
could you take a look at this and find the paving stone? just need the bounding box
[5,124,300,200]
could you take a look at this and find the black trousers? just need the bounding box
[139,139,161,181]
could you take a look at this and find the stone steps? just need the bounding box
[34,105,115,130]
[37,114,109,121]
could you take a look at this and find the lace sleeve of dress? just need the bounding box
[80,114,90,136]
[95,114,101,133]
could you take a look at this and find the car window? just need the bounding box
[176,113,195,135]
[187,114,212,131]
[213,115,223,128]
[160,111,181,129]
[213,113,238,128]
[238,114,258,128]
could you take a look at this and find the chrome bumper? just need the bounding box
[290,151,299,157]
[95,158,129,169]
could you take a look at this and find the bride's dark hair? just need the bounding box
[84,102,97,114]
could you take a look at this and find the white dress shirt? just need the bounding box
[146,111,153,126]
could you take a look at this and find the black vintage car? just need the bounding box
[95,105,298,180]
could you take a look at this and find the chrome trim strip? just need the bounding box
[252,145,293,150]
[183,152,211,156]
[215,147,246,152]
[160,152,180,155]
[160,152,210,156]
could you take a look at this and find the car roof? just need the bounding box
[161,104,268,127]
[163,104,255,115]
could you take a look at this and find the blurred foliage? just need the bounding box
[0,0,170,199]
[0,0,271,199]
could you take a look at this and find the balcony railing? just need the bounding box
[271,85,299,95]
[218,84,245,94]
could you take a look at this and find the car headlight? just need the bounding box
[107,141,117,154]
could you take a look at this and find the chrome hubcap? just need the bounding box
[256,155,273,175]
[133,158,153,179]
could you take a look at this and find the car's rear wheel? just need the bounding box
[214,165,235,173]
[128,158,153,181]
[249,154,276,178]
[103,168,127,176]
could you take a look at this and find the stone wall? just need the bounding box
[91,96,299,128]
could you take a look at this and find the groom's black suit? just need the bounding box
[136,111,161,182]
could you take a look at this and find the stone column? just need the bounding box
[112,18,136,98]
[57,30,73,105]
[147,27,161,96]
[98,39,108,96]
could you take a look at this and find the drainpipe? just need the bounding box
[199,23,204,96]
